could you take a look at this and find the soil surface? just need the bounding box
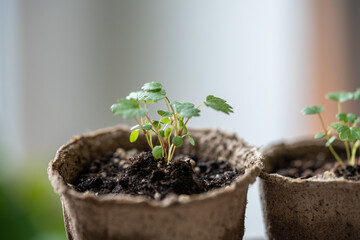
[73,149,243,199]
[272,151,360,180]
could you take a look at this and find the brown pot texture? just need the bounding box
[48,125,262,240]
[260,139,360,240]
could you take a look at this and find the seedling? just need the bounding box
[111,82,233,164]
[302,89,360,168]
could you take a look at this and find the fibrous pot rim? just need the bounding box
[48,125,262,208]
[260,138,360,187]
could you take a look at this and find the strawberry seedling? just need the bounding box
[111,82,233,164]
[302,89,360,168]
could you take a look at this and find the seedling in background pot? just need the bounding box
[111,82,233,164]
[302,89,360,168]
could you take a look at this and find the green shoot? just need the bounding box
[111,82,233,164]
[303,89,360,168]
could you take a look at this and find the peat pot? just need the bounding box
[48,126,262,240]
[260,140,360,240]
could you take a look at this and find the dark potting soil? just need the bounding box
[73,149,243,200]
[272,151,360,180]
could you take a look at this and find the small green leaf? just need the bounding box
[111,99,148,119]
[336,113,348,123]
[326,136,336,147]
[142,124,152,130]
[139,89,166,102]
[339,126,350,140]
[142,82,163,92]
[314,133,325,139]
[330,122,342,130]
[347,113,358,123]
[129,130,140,143]
[157,110,173,117]
[172,136,183,147]
[186,134,195,146]
[352,127,360,140]
[302,106,324,115]
[182,126,188,134]
[152,146,163,159]
[165,128,172,138]
[126,91,143,100]
[170,101,200,118]
[354,89,360,100]
[204,95,233,114]
[159,130,165,138]
[337,124,349,133]
[326,92,353,103]
[152,120,161,129]
[161,118,170,124]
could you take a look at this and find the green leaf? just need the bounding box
[152,146,163,159]
[326,136,336,147]
[339,126,350,140]
[347,113,358,123]
[182,126,188,134]
[165,128,172,138]
[111,99,148,119]
[139,89,166,102]
[204,95,233,114]
[326,92,353,103]
[129,130,140,143]
[330,122,342,130]
[314,133,325,139]
[336,113,348,123]
[157,110,173,117]
[352,127,360,140]
[186,134,195,146]
[142,82,163,92]
[161,118,170,124]
[159,130,165,138]
[354,89,360,100]
[126,91,143,100]
[302,106,324,115]
[142,124,152,130]
[170,101,200,118]
[152,120,161,129]
[172,136,183,147]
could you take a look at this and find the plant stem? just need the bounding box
[318,113,345,168]
[350,141,360,166]
[165,97,178,135]
[338,102,342,114]
[134,117,152,149]
[167,144,174,164]
[148,131,153,148]
[145,114,167,155]
[344,141,351,163]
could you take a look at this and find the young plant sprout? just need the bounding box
[302,89,360,168]
[111,82,233,164]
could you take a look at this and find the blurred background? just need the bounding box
[0,0,359,239]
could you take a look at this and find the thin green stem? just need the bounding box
[167,144,175,164]
[350,141,360,166]
[318,113,345,168]
[165,97,178,135]
[338,102,342,114]
[344,141,351,163]
[148,131,153,148]
[134,117,152,149]
[145,114,167,155]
